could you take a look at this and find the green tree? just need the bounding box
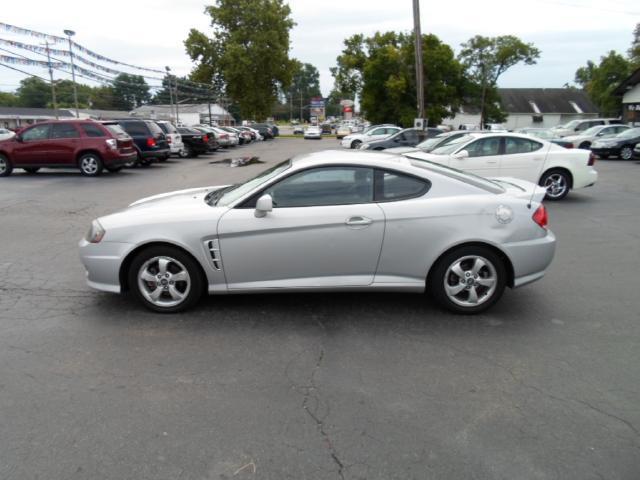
[0,91,18,107]
[331,32,466,126]
[629,23,640,66]
[575,51,632,116]
[54,80,94,109]
[286,60,321,121]
[89,85,118,110]
[16,77,50,108]
[185,0,295,120]
[112,73,151,111]
[459,35,540,127]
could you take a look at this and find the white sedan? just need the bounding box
[341,125,401,149]
[0,128,15,141]
[304,125,322,139]
[406,133,598,200]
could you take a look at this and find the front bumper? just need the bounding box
[502,230,556,288]
[591,147,620,157]
[78,239,134,293]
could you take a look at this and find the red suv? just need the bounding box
[0,120,137,177]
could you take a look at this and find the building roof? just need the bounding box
[133,103,230,116]
[74,109,132,119]
[613,66,640,96]
[497,88,598,114]
[0,107,76,118]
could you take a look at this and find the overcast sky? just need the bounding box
[0,0,638,97]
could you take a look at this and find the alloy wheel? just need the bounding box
[543,173,568,199]
[137,256,191,308]
[443,255,497,307]
[0,157,6,175]
[81,156,99,175]
[620,147,633,160]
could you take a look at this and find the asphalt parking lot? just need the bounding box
[1,138,639,480]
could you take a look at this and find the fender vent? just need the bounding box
[205,239,222,271]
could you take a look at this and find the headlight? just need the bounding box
[359,143,371,150]
[86,220,105,243]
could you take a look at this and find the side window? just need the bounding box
[21,124,51,142]
[120,122,149,136]
[80,123,105,138]
[465,137,501,157]
[505,138,543,154]
[264,167,374,207]
[403,130,418,142]
[375,170,430,201]
[370,128,386,135]
[51,123,80,139]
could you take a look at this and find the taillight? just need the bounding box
[220,133,229,139]
[588,152,596,166]
[105,138,117,150]
[167,137,172,144]
[203,134,209,142]
[146,137,156,147]
[532,205,548,229]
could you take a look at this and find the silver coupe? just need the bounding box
[79,150,556,314]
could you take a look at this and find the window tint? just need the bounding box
[265,167,373,207]
[120,121,149,136]
[80,123,105,137]
[464,137,501,157]
[51,123,80,139]
[375,170,429,201]
[505,137,542,154]
[22,124,51,141]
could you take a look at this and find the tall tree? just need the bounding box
[286,60,321,121]
[0,91,18,107]
[185,0,295,120]
[331,32,466,126]
[458,35,540,127]
[16,77,50,108]
[575,51,632,116]
[112,73,151,111]
[629,22,640,66]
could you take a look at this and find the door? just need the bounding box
[12,124,52,165]
[499,137,546,182]
[48,123,81,164]
[218,166,385,290]
[449,136,502,176]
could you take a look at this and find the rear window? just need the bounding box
[408,157,505,194]
[146,122,163,135]
[158,122,177,134]
[80,123,106,137]
[105,124,128,137]
[120,121,149,136]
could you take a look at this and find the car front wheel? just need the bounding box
[429,246,506,314]
[540,169,570,201]
[620,146,633,160]
[351,140,362,149]
[0,154,12,177]
[78,153,104,176]
[128,246,204,313]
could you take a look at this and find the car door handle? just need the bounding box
[345,216,373,227]
[533,157,543,161]
[487,160,498,164]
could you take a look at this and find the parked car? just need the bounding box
[237,126,262,141]
[634,142,640,160]
[0,127,15,141]
[341,125,401,149]
[406,132,598,201]
[514,128,574,149]
[155,121,184,157]
[485,123,507,132]
[110,119,170,166]
[251,124,274,140]
[385,131,481,155]
[219,126,246,145]
[551,118,623,138]
[590,127,640,160]
[320,123,332,134]
[336,124,352,139]
[360,128,442,150]
[292,125,304,135]
[190,127,220,152]
[562,124,630,149]
[79,150,555,314]
[176,127,212,157]
[0,119,136,177]
[304,125,322,139]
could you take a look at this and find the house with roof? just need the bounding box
[446,88,600,130]
[0,107,75,129]
[613,66,640,126]
[132,103,233,126]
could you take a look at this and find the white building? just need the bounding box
[132,103,233,126]
[614,67,640,126]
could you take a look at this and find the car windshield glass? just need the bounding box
[617,128,640,138]
[416,134,453,150]
[407,157,505,193]
[560,120,581,129]
[582,126,602,136]
[430,134,473,155]
[526,129,553,139]
[213,159,292,206]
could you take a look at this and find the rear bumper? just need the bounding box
[104,151,137,166]
[572,168,598,190]
[140,148,170,159]
[502,230,556,288]
[169,140,184,154]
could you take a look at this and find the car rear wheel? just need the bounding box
[579,141,591,149]
[0,154,12,177]
[128,246,204,313]
[23,167,40,174]
[78,153,103,177]
[620,146,633,160]
[540,169,570,201]
[351,140,362,149]
[429,246,506,314]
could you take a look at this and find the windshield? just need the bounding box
[581,126,602,136]
[408,157,504,193]
[523,129,553,140]
[213,159,292,206]
[558,120,580,130]
[430,134,473,155]
[617,128,640,138]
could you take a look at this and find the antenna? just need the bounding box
[528,139,554,209]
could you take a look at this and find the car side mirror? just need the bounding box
[15,134,23,142]
[254,194,273,218]
[453,150,469,159]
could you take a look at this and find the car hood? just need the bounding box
[385,146,420,154]
[563,135,586,142]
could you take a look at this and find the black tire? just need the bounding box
[138,154,153,167]
[178,149,189,158]
[78,153,104,177]
[579,141,591,149]
[128,245,204,313]
[106,166,123,173]
[540,169,571,201]
[0,154,12,177]
[23,167,40,174]
[428,245,507,314]
[620,146,633,161]
[351,140,362,149]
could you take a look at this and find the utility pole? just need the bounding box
[64,29,80,118]
[165,66,174,122]
[173,75,180,125]
[208,98,212,126]
[412,0,426,123]
[300,92,303,123]
[289,92,293,123]
[43,41,58,119]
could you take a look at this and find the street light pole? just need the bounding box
[412,0,426,123]
[173,75,180,125]
[43,41,58,119]
[64,29,80,118]
[165,66,174,122]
